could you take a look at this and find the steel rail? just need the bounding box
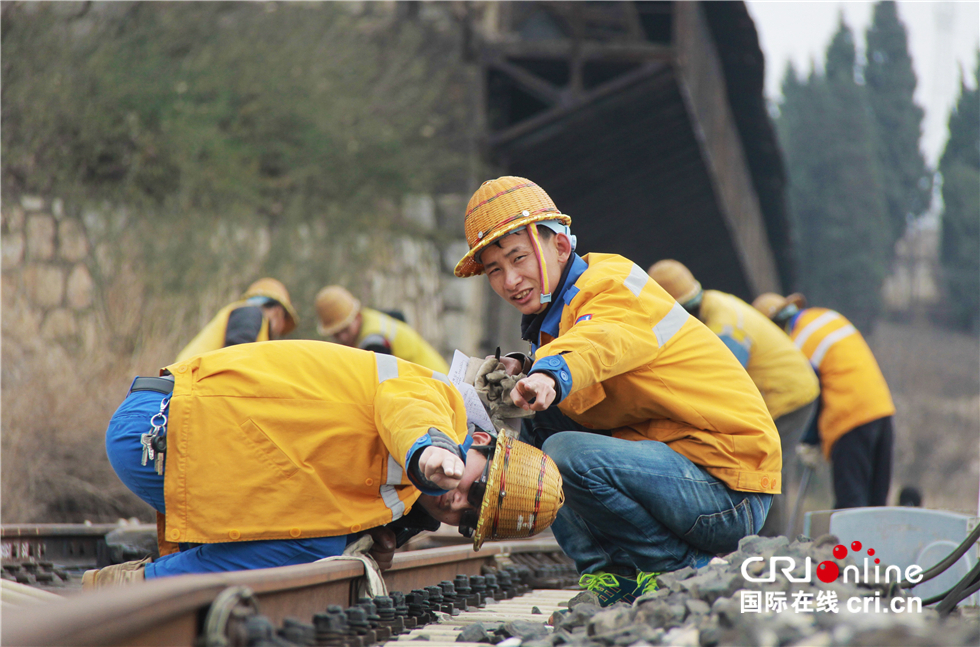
[1,523,131,566]
[2,537,561,647]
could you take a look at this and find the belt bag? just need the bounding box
[131,376,175,395]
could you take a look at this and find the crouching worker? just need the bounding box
[649,260,820,537]
[176,278,299,361]
[83,340,563,588]
[454,177,781,606]
[314,285,449,373]
[753,293,895,510]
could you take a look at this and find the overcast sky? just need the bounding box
[746,1,979,167]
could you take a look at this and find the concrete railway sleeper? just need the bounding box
[2,539,576,647]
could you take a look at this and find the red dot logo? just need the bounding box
[817,560,840,583]
[875,558,880,564]
[851,541,863,551]
[867,548,875,556]
[833,544,848,559]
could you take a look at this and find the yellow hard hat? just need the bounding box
[752,292,807,321]
[314,286,361,336]
[242,278,298,335]
[648,259,702,305]
[471,434,564,551]
[454,177,571,279]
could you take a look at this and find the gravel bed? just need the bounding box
[457,535,979,647]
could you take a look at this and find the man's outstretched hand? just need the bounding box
[418,446,464,490]
[510,373,557,412]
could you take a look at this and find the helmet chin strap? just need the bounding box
[525,223,552,304]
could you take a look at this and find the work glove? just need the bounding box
[474,356,536,427]
[796,443,823,469]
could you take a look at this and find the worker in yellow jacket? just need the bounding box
[84,341,562,587]
[314,286,449,373]
[175,278,299,362]
[754,293,895,510]
[648,260,820,537]
[454,177,781,606]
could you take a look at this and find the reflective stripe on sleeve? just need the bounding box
[793,311,841,350]
[431,371,451,385]
[384,314,398,343]
[624,263,649,297]
[653,301,689,347]
[378,360,406,520]
[380,455,406,521]
[809,324,857,369]
[376,353,399,382]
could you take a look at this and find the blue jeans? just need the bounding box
[541,431,772,575]
[106,385,349,578]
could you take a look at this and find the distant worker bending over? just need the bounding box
[175,278,298,362]
[648,260,820,537]
[315,285,449,373]
[84,340,562,586]
[454,177,781,606]
[753,293,894,510]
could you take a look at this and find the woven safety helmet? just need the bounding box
[314,286,362,336]
[472,434,564,551]
[647,260,702,305]
[752,292,807,321]
[242,278,299,335]
[454,177,571,278]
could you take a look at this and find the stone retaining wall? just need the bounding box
[1,192,486,383]
[2,196,100,350]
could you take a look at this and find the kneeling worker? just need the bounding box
[315,285,449,373]
[176,278,298,361]
[753,293,894,510]
[84,340,562,586]
[454,177,781,606]
[648,260,820,537]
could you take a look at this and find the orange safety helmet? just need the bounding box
[454,177,571,279]
[647,260,703,305]
[314,286,362,337]
[752,292,807,321]
[242,278,298,335]
[466,434,564,551]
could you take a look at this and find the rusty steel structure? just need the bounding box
[472,1,790,300]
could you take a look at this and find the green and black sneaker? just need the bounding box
[578,571,661,607]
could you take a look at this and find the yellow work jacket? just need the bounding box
[787,308,895,458]
[160,340,468,546]
[175,300,270,362]
[358,308,449,373]
[699,290,820,420]
[529,254,781,494]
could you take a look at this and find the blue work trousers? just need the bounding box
[105,386,348,578]
[539,428,772,576]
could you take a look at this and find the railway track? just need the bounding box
[2,528,579,647]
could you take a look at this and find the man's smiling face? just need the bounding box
[480,228,569,316]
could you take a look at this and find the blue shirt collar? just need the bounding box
[788,310,804,332]
[522,254,589,352]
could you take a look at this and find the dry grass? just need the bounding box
[1,343,155,522]
[1,271,199,523]
[871,320,980,514]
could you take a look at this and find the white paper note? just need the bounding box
[447,349,496,433]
